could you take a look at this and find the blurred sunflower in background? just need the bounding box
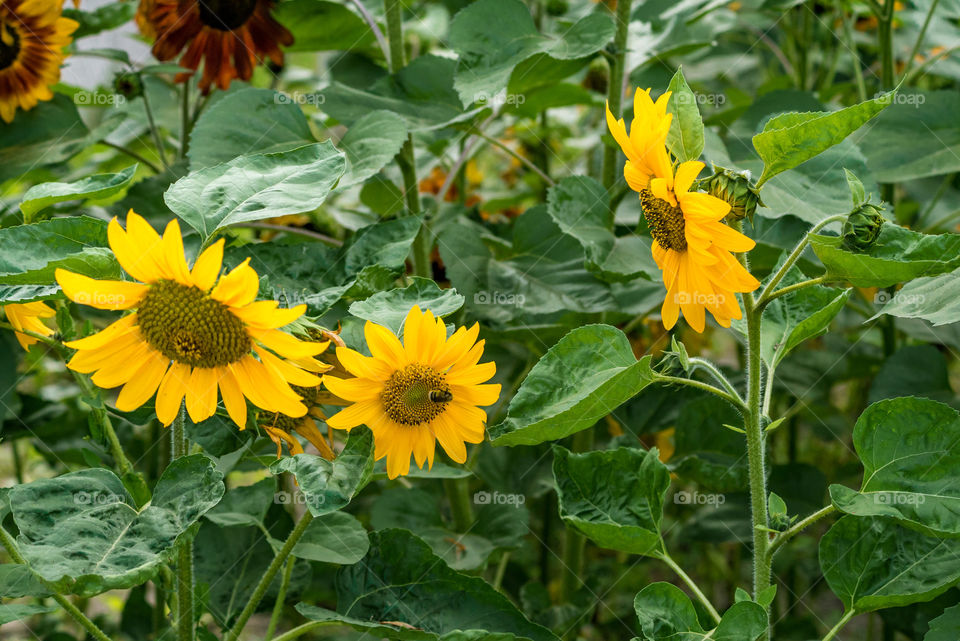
[146,0,293,93]
[324,306,500,479]
[4,301,55,350]
[55,211,326,428]
[0,0,77,123]
[608,88,760,332]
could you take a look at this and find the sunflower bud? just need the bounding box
[582,57,609,95]
[113,71,143,100]
[701,167,764,222]
[545,0,569,15]
[841,203,885,252]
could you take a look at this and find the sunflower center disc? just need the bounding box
[639,188,688,252]
[138,280,251,368]
[381,364,451,426]
[0,23,22,71]
[197,0,258,30]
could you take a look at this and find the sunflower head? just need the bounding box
[4,301,56,350]
[323,306,501,479]
[55,211,327,429]
[0,0,78,123]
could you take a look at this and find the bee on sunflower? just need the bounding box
[3,301,56,350]
[55,211,326,428]
[606,87,760,332]
[323,306,500,479]
[0,0,78,123]
[144,0,293,94]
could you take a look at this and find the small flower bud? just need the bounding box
[113,71,143,100]
[841,203,885,252]
[701,167,764,222]
[545,0,569,15]
[582,57,609,95]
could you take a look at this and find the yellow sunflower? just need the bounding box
[323,306,500,479]
[4,301,55,350]
[607,87,760,332]
[0,0,77,123]
[54,211,327,428]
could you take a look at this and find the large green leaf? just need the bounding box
[0,218,119,295]
[0,95,90,183]
[19,165,137,219]
[9,454,224,596]
[857,90,960,182]
[165,142,345,239]
[664,67,704,163]
[297,528,559,641]
[633,583,767,641]
[292,511,370,565]
[448,0,614,106]
[336,110,408,188]
[926,603,960,641]
[0,603,57,625]
[269,428,374,516]
[810,225,960,287]
[829,398,960,536]
[275,0,377,52]
[489,325,657,446]
[820,516,960,613]
[187,88,316,169]
[874,270,960,326]
[64,1,136,38]
[752,91,893,186]
[0,564,50,598]
[349,277,465,334]
[553,446,669,556]
[546,176,658,282]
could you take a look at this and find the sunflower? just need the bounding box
[607,88,760,332]
[54,211,327,428]
[323,306,500,479]
[0,0,78,123]
[147,0,293,94]
[4,301,55,350]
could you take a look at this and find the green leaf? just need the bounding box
[337,110,408,188]
[712,602,768,641]
[553,446,669,556]
[269,428,374,516]
[19,165,137,219]
[857,90,960,183]
[925,603,960,641]
[165,142,345,239]
[867,345,953,404]
[0,95,90,183]
[633,582,703,640]
[665,67,704,163]
[752,91,894,186]
[829,397,960,536]
[204,478,275,529]
[0,217,119,289]
[448,0,614,106]
[0,603,57,625]
[349,278,465,334]
[490,325,657,446]
[298,529,559,641]
[275,0,377,52]
[417,528,496,571]
[64,1,136,38]
[844,168,866,206]
[874,271,960,326]
[546,176,658,282]
[820,515,960,612]
[0,564,51,598]
[187,87,316,169]
[292,511,370,565]
[9,454,224,596]
[810,225,960,287]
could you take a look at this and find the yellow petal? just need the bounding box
[336,346,393,380]
[160,219,193,286]
[64,314,138,350]
[254,346,322,387]
[218,366,247,429]
[210,258,259,307]
[115,351,168,412]
[323,375,381,402]
[108,215,159,283]
[250,328,325,360]
[326,400,380,430]
[191,238,224,291]
[186,367,219,423]
[56,269,147,310]
[155,362,191,425]
[364,321,407,366]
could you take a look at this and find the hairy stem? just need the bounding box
[757,214,845,306]
[659,552,721,625]
[600,0,634,190]
[265,556,296,640]
[172,405,194,641]
[655,374,747,412]
[768,505,836,558]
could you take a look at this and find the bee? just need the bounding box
[428,389,453,403]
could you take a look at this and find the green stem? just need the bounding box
[744,291,770,606]
[271,622,323,641]
[655,374,747,412]
[70,370,135,478]
[757,214,846,306]
[444,477,474,532]
[172,405,194,641]
[100,141,163,174]
[822,610,856,641]
[659,552,721,625]
[493,551,511,591]
[141,89,171,171]
[265,556,296,640]
[768,505,836,558]
[764,276,828,306]
[600,0,634,190]
[223,510,315,641]
[180,82,191,160]
[0,527,115,641]
[841,7,868,102]
[688,357,744,405]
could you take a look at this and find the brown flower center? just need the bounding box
[138,279,251,368]
[0,22,22,71]
[197,0,258,31]
[381,364,451,426]
[640,188,687,252]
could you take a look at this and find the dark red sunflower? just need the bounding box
[147,0,293,94]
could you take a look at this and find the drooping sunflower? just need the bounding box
[55,211,327,428]
[0,0,78,123]
[4,301,55,350]
[323,306,500,479]
[147,0,293,94]
[607,88,760,332]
